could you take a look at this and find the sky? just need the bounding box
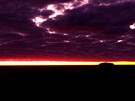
[0,0,135,61]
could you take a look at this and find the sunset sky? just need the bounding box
[0,0,135,63]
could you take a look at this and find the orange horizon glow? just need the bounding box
[0,60,134,65]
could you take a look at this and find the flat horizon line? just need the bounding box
[0,61,134,66]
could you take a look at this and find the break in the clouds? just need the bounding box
[43,0,135,34]
[0,0,135,61]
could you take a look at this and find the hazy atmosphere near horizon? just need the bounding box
[0,0,135,61]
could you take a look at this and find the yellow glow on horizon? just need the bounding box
[0,61,100,66]
[112,61,135,65]
[0,61,134,66]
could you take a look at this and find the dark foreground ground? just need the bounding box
[0,64,135,81]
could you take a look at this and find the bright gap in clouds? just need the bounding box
[32,16,47,27]
[45,0,89,19]
[32,0,89,28]
[130,23,135,30]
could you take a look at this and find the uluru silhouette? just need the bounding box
[99,62,114,67]
[99,62,115,72]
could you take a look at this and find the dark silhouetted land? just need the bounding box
[0,63,135,81]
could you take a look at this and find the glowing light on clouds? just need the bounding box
[46,4,65,19]
[32,16,47,27]
[45,0,89,33]
[130,23,135,30]
[46,28,56,34]
[45,0,89,19]
[32,0,90,31]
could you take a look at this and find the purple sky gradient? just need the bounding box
[0,0,135,61]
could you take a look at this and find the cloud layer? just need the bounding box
[0,0,135,61]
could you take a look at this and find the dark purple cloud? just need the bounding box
[45,1,135,35]
[0,0,135,61]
